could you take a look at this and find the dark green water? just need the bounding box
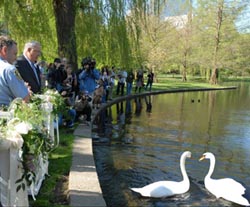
[92,82,250,207]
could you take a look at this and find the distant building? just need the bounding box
[164,14,189,29]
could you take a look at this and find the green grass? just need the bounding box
[152,81,220,91]
[29,127,75,207]
[149,75,225,91]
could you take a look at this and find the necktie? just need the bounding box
[31,62,40,85]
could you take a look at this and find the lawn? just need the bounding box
[29,127,74,207]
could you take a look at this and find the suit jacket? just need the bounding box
[15,55,41,93]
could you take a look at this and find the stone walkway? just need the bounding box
[68,124,106,207]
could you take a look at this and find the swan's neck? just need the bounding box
[206,156,215,179]
[180,156,189,182]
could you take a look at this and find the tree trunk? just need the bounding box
[182,53,187,82]
[210,68,219,84]
[182,69,187,82]
[53,0,77,70]
[209,0,224,84]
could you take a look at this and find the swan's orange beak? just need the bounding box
[199,155,205,161]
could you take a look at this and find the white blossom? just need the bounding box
[5,130,24,149]
[14,122,33,135]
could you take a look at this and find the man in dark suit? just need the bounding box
[15,41,42,94]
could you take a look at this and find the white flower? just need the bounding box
[5,130,24,149]
[14,122,32,134]
[41,102,53,112]
[7,117,21,127]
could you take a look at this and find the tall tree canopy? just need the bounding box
[0,0,249,81]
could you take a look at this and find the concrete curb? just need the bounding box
[68,125,106,207]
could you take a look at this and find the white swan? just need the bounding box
[130,151,191,198]
[199,152,250,206]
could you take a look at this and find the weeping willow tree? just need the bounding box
[75,1,102,65]
[75,0,132,69]
[1,0,247,76]
[126,0,170,72]
[0,0,181,70]
[0,0,57,61]
[126,0,198,82]
[74,0,171,69]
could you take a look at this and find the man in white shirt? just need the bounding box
[0,36,31,106]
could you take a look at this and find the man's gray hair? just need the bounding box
[23,41,40,53]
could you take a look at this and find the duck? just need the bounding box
[130,151,191,198]
[199,152,250,206]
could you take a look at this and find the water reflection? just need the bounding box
[92,83,250,207]
[134,97,142,116]
[145,95,152,113]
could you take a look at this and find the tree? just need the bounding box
[0,0,249,76]
[209,0,224,84]
[193,0,248,84]
[53,0,77,69]
[126,0,173,72]
[0,0,57,61]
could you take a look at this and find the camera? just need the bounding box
[58,64,64,70]
[90,59,96,69]
[81,57,92,67]
[81,94,92,102]
[81,56,96,70]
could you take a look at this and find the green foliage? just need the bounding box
[0,0,249,76]
[0,99,50,192]
[9,98,44,127]
[16,128,53,190]
[1,0,57,61]
[29,128,74,207]
[1,89,68,193]
[42,89,68,116]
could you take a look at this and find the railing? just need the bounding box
[0,96,59,207]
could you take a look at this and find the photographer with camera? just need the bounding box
[78,57,100,96]
[59,89,77,128]
[74,90,92,125]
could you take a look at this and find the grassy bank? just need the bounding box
[30,128,74,207]
[143,75,223,92]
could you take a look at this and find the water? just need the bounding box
[92,82,250,207]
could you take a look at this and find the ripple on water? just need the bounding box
[93,88,250,207]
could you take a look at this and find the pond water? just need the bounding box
[92,82,250,207]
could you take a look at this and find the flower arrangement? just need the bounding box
[41,89,67,116]
[0,89,66,192]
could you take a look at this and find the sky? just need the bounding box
[235,3,250,33]
[193,0,250,33]
[164,0,250,33]
[125,0,249,33]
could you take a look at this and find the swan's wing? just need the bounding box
[131,181,187,198]
[218,178,246,195]
[205,178,245,202]
[131,181,175,198]
[214,178,250,206]
[149,185,174,197]
[206,178,246,199]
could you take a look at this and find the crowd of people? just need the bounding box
[0,35,155,128]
